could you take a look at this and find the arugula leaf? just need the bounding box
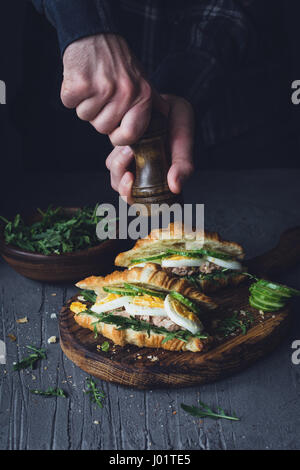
[30,387,67,398]
[181,402,240,421]
[216,311,254,337]
[13,345,46,371]
[86,309,208,343]
[80,290,97,304]
[84,377,105,409]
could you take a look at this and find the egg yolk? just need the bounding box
[171,299,200,323]
[96,293,121,305]
[131,294,165,309]
[70,301,86,314]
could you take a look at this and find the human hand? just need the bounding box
[105,94,194,202]
[61,33,168,146]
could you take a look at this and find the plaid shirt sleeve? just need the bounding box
[30,0,119,55]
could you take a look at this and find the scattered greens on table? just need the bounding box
[0,205,112,255]
[181,402,240,421]
[84,377,106,409]
[13,345,46,371]
[30,387,67,398]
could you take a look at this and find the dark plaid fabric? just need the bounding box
[31,0,270,147]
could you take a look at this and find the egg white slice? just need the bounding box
[205,256,242,271]
[164,295,202,334]
[91,294,132,314]
[161,256,204,268]
[124,295,166,317]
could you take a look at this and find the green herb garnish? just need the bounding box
[181,402,240,421]
[13,345,46,371]
[30,387,67,398]
[85,377,105,409]
[93,324,99,338]
[80,290,97,304]
[83,310,208,343]
[216,311,254,337]
[100,341,110,352]
[183,269,238,285]
[0,205,111,255]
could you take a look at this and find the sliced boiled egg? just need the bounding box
[70,301,87,314]
[161,255,204,268]
[164,295,203,334]
[205,256,242,271]
[91,293,131,314]
[124,294,166,317]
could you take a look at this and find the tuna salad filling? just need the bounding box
[107,307,182,332]
[163,262,225,278]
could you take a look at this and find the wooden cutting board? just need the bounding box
[59,227,300,389]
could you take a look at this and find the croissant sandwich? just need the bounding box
[115,222,247,293]
[71,263,217,352]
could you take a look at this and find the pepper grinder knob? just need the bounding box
[130,111,180,210]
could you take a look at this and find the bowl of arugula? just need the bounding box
[0,206,126,282]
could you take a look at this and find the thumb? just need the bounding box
[163,95,194,194]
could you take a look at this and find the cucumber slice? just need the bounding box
[249,285,285,302]
[166,248,232,260]
[256,280,300,298]
[102,286,136,296]
[251,296,284,309]
[123,282,167,299]
[169,291,202,315]
[130,253,166,264]
[249,296,282,312]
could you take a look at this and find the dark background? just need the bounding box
[0,0,300,179]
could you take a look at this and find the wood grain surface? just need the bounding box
[2,169,300,450]
[59,227,300,389]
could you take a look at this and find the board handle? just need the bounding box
[246,226,300,277]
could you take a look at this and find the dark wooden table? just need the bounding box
[1,169,300,450]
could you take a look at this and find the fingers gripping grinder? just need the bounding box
[130,111,181,213]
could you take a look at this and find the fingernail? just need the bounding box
[121,146,132,156]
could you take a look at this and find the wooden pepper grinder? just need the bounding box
[130,110,181,211]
